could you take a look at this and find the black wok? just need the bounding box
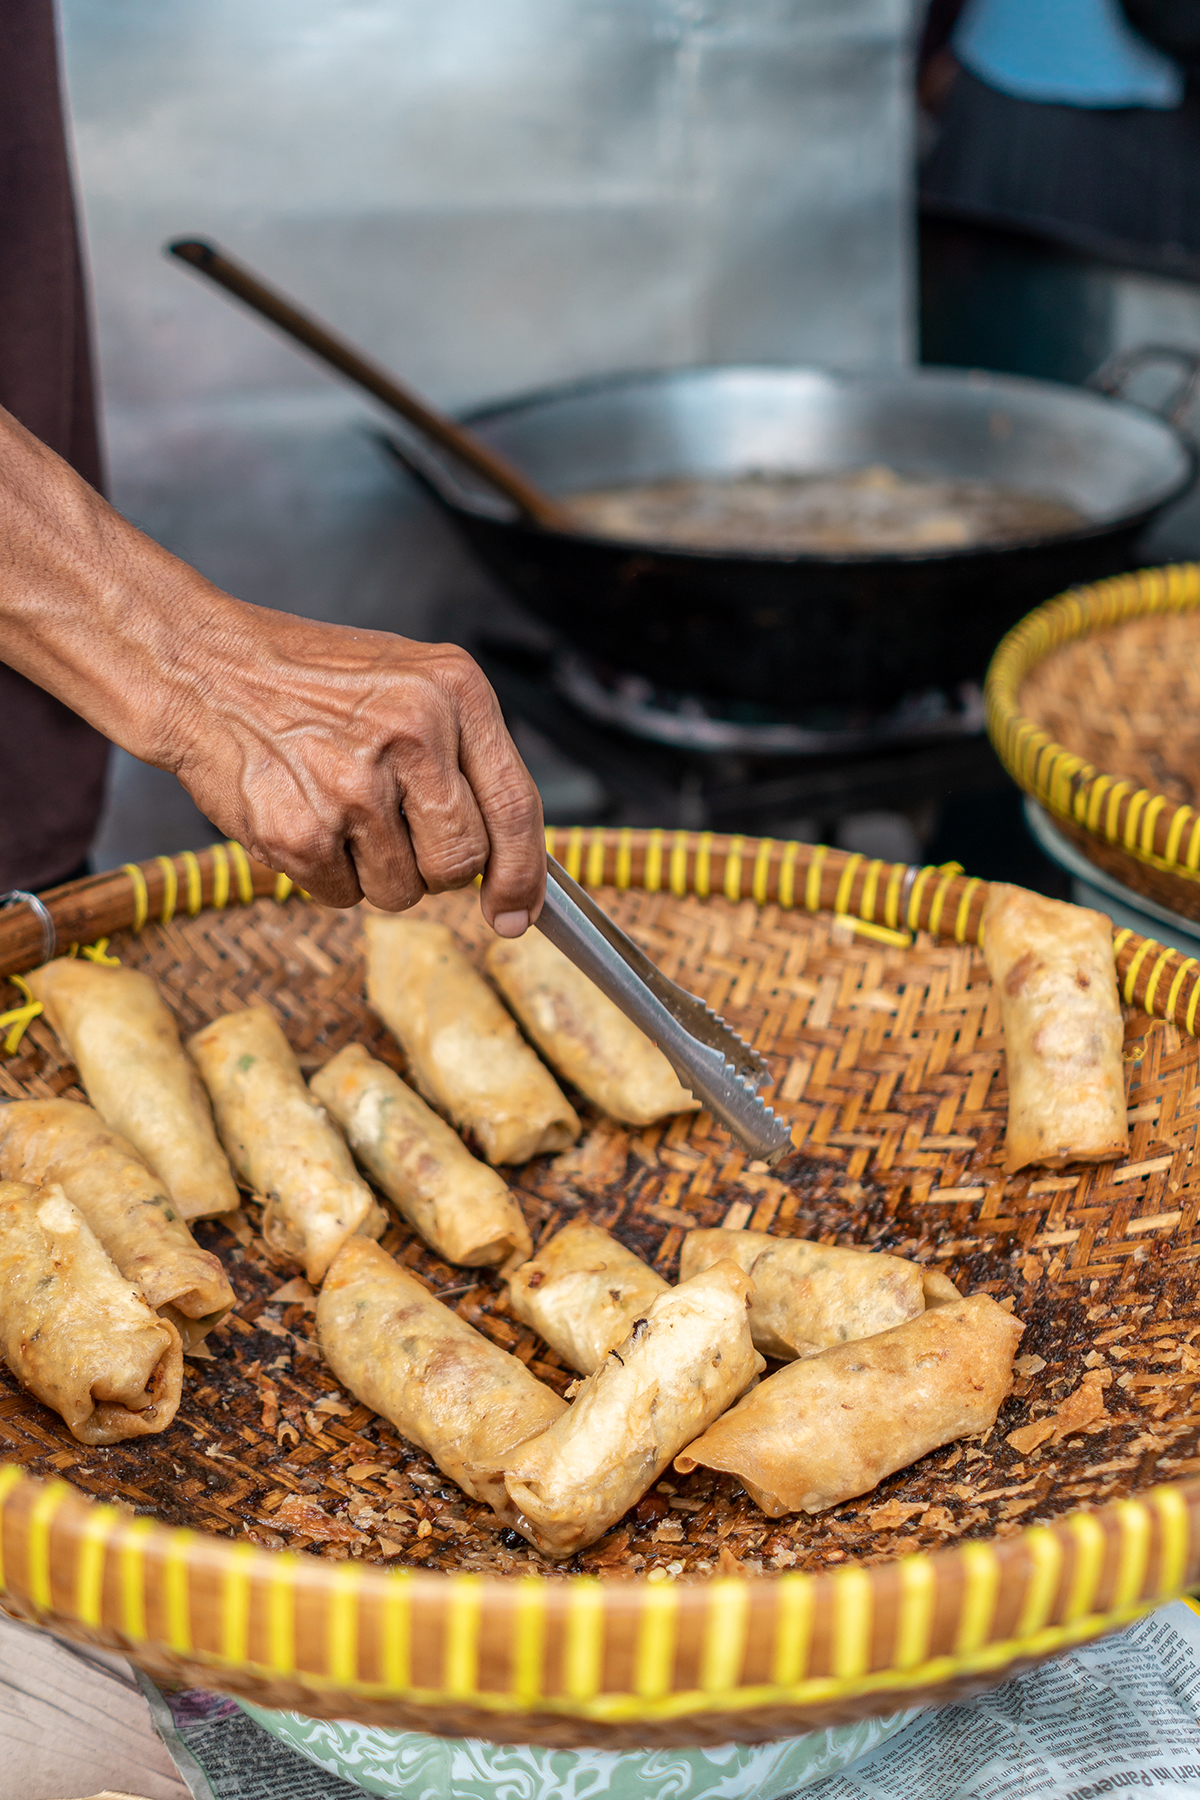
[387,358,1198,709]
[165,244,1198,712]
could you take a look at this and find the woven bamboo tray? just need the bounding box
[2,829,1200,1747]
[987,561,1200,924]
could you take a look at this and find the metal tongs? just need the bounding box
[536,856,792,1164]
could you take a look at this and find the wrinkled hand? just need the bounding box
[170,606,545,929]
[0,403,544,928]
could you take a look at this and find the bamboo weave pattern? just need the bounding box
[0,834,1198,1738]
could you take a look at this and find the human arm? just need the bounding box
[0,402,545,927]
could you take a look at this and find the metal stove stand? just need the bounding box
[476,635,1005,841]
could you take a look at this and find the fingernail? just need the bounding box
[493,910,530,938]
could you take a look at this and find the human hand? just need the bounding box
[167,605,546,929]
[0,403,544,927]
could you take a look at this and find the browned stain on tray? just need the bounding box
[0,889,1197,1583]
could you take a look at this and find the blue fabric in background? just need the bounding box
[954,0,1184,108]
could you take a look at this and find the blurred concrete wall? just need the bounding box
[63,0,917,414]
[58,0,919,864]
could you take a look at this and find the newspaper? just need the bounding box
[135,1675,361,1800]
[806,1601,1200,1800]
[142,1601,1200,1800]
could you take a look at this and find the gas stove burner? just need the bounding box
[553,653,985,757]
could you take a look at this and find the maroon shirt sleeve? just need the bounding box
[0,0,112,893]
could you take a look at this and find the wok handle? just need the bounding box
[1086,343,1200,428]
[374,431,515,521]
[167,238,573,532]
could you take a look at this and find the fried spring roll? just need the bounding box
[983,884,1127,1174]
[485,931,700,1126]
[503,1260,764,1557]
[26,959,239,1219]
[0,1180,183,1444]
[317,1238,567,1522]
[364,916,579,1165]
[923,1270,963,1307]
[507,1217,670,1373]
[679,1228,926,1361]
[676,1293,1024,1515]
[310,1044,531,1267]
[187,1007,384,1284]
[0,1099,234,1347]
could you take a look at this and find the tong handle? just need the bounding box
[537,864,700,1073]
[535,858,791,1163]
[542,857,770,1084]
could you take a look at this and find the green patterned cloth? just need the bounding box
[136,1674,914,1800]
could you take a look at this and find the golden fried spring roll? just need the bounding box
[187,1007,383,1284]
[983,884,1127,1174]
[507,1217,670,1373]
[676,1293,1023,1515]
[923,1270,963,1307]
[485,931,700,1126]
[317,1238,567,1522]
[679,1228,925,1361]
[0,1099,234,1347]
[26,958,239,1220]
[310,1044,531,1267]
[503,1260,764,1556]
[364,916,580,1165]
[0,1180,183,1444]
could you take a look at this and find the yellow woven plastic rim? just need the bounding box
[0,830,1196,1727]
[985,561,1200,885]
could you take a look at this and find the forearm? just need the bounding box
[0,404,253,770]
[0,402,545,924]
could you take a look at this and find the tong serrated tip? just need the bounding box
[679,1042,793,1166]
[694,994,771,1088]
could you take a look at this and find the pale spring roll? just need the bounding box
[676,1293,1024,1515]
[0,1099,235,1347]
[0,1180,183,1445]
[679,1228,926,1361]
[364,915,580,1165]
[317,1237,567,1524]
[485,931,700,1126]
[187,1007,384,1284]
[25,958,239,1220]
[310,1044,531,1267]
[507,1217,670,1373]
[503,1260,764,1557]
[982,884,1127,1174]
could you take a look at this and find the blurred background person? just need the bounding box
[920,0,1200,381]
